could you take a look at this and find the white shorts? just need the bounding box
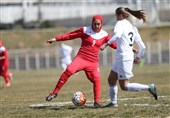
[112,60,134,80]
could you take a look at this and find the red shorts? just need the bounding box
[0,64,8,76]
[66,55,100,80]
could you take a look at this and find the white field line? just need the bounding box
[124,104,170,107]
[118,96,167,101]
[30,95,170,107]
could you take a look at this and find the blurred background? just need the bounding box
[0,0,170,70]
[0,0,169,28]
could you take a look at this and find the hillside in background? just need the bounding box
[1,24,170,49]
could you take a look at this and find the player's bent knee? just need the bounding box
[120,85,127,91]
[64,69,73,77]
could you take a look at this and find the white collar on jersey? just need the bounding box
[0,46,5,53]
[83,26,108,40]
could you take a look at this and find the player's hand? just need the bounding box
[100,43,108,51]
[46,38,56,44]
[134,57,140,64]
[133,48,139,54]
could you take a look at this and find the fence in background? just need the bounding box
[8,40,170,70]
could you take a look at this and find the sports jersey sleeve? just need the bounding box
[108,34,119,45]
[106,35,117,49]
[55,28,83,41]
[114,21,123,38]
[109,41,117,49]
[108,21,123,45]
[134,27,146,58]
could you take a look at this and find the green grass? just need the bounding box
[0,64,170,118]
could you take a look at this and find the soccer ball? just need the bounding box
[72,91,86,106]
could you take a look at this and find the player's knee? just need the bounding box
[65,65,78,75]
[108,80,114,86]
[120,85,127,91]
[92,77,100,85]
[108,79,116,86]
[89,76,100,83]
[64,69,72,77]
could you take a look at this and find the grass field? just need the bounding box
[0,64,170,118]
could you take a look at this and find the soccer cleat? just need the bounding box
[148,84,158,100]
[103,102,118,108]
[94,102,102,108]
[46,92,57,101]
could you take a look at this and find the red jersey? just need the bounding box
[55,26,117,62]
[0,46,8,66]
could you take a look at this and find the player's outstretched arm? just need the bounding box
[46,38,56,44]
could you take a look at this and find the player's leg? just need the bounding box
[0,71,10,86]
[2,64,10,87]
[104,70,118,107]
[4,73,10,87]
[46,66,75,101]
[46,56,84,101]
[7,72,13,80]
[85,69,101,107]
[119,80,157,100]
[118,60,157,100]
[119,79,149,91]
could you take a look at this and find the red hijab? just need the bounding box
[92,15,103,32]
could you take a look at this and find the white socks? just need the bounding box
[126,83,149,91]
[109,85,118,103]
[109,83,149,103]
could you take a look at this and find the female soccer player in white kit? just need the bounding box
[59,43,73,70]
[101,7,158,107]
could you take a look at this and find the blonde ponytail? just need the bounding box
[125,7,147,23]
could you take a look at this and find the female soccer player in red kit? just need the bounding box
[46,15,117,107]
[0,40,13,87]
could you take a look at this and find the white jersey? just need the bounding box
[108,19,146,79]
[108,19,146,61]
[59,44,73,63]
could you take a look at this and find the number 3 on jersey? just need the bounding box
[128,32,134,47]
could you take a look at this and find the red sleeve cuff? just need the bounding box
[55,36,62,41]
